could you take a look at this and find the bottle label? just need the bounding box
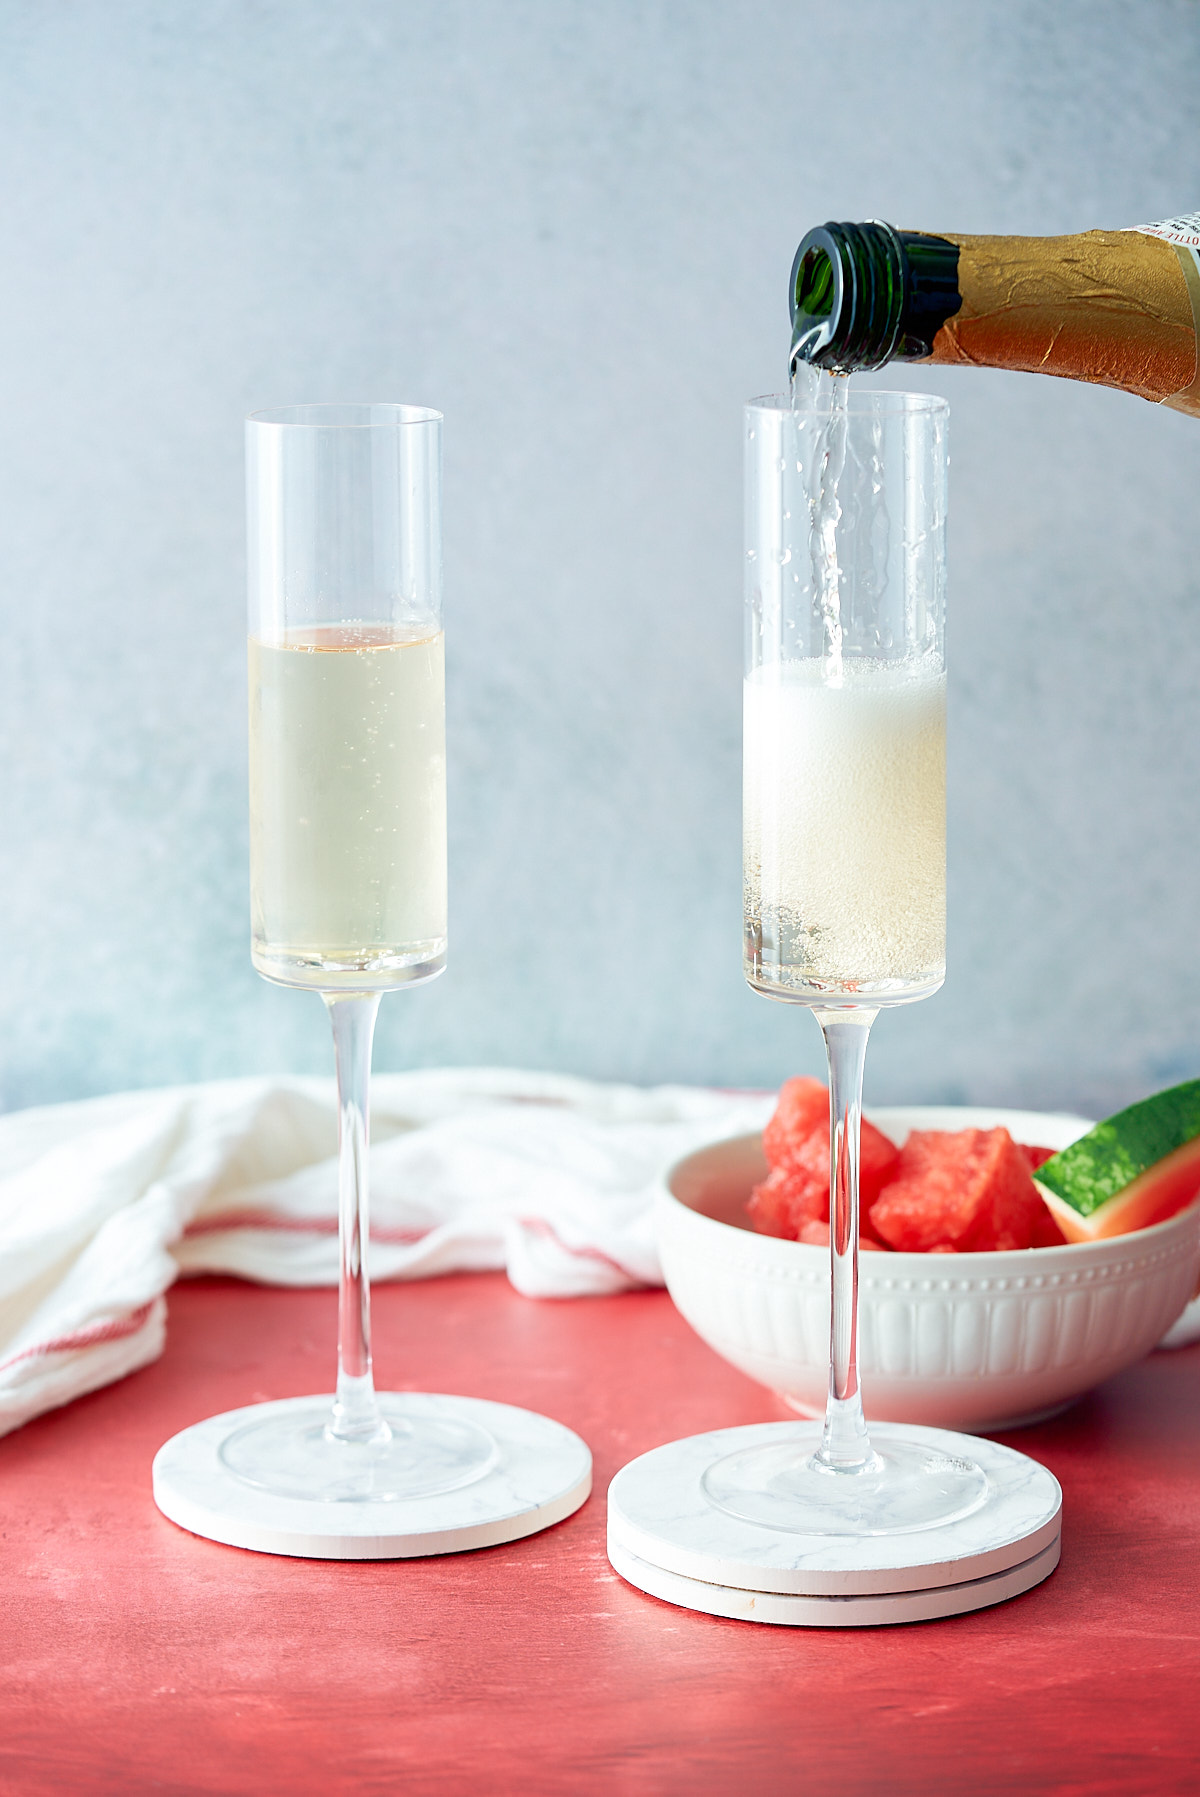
[1136,211,1200,251]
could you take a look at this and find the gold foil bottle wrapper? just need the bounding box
[927,230,1199,414]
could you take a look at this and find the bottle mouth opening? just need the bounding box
[789,241,840,368]
[789,222,906,375]
[789,221,962,374]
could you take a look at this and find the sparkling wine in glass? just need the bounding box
[708,383,989,1535]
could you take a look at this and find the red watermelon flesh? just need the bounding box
[746,1165,824,1238]
[748,1084,1065,1251]
[761,1077,830,1167]
[868,1127,1050,1253]
[1020,1145,1067,1244]
[1030,1205,1068,1248]
[750,1076,898,1244]
[747,1163,892,1244]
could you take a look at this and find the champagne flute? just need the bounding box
[706,385,988,1534]
[230,401,497,1502]
[152,402,591,1554]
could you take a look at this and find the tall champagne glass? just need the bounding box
[234,401,496,1501]
[705,386,988,1534]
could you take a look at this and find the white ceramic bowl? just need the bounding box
[656,1106,1200,1430]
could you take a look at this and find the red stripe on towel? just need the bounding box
[183,1211,646,1284]
[182,1210,430,1245]
[516,1216,647,1287]
[0,1300,159,1373]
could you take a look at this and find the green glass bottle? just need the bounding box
[789,215,1200,417]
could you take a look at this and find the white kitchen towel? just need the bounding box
[0,1068,775,1439]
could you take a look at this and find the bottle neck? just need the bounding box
[789,222,962,374]
[790,220,1200,412]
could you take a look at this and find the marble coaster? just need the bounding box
[607,1421,1061,1623]
[154,1393,592,1559]
[608,1534,1061,1628]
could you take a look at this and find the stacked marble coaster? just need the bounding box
[607,1421,1061,1627]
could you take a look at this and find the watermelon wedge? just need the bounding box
[1034,1078,1200,1243]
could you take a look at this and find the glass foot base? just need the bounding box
[152,1393,594,1559]
[701,1433,989,1537]
[219,1397,499,1503]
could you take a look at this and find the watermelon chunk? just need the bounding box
[868,1127,1050,1253]
[746,1164,825,1238]
[762,1077,832,1168]
[749,1076,898,1244]
[765,1076,900,1206]
[1033,1078,1200,1242]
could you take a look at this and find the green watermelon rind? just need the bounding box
[1033,1078,1200,1218]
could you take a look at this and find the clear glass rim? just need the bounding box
[246,401,443,430]
[748,389,949,420]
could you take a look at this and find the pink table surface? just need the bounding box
[2,1271,1199,1795]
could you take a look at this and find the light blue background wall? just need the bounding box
[0,0,1197,1117]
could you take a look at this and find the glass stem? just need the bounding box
[325,991,388,1444]
[814,1005,879,1473]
